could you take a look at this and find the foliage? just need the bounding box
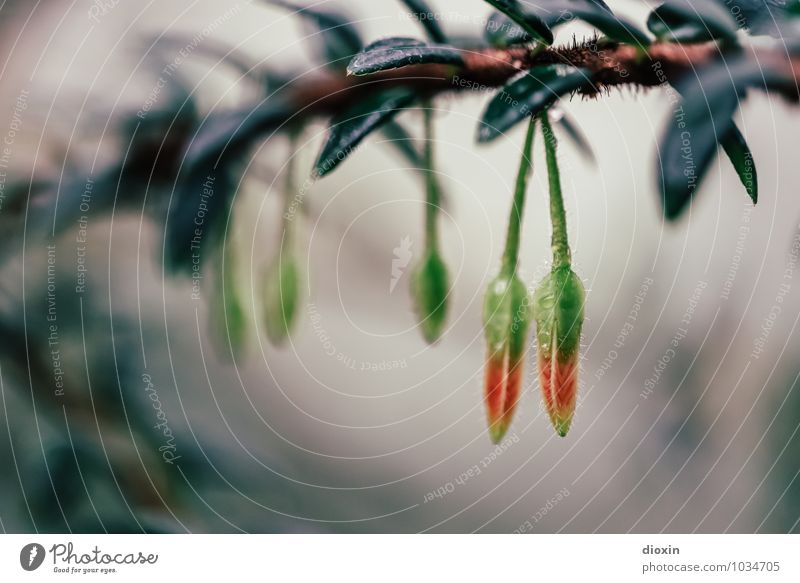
[146,0,800,439]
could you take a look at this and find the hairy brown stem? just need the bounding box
[283,40,799,119]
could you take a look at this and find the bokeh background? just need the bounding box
[0,0,799,533]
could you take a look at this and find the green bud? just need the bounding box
[263,250,300,346]
[533,265,585,436]
[482,272,531,443]
[210,278,247,363]
[410,249,449,344]
[209,232,248,363]
[483,273,530,356]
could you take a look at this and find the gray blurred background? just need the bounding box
[0,0,798,533]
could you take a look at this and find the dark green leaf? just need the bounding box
[718,0,791,36]
[166,163,238,273]
[531,3,649,49]
[659,59,792,219]
[347,37,463,76]
[477,65,592,143]
[647,0,739,42]
[647,9,716,42]
[166,101,290,272]
[376,120,450,207]
[314,88,417,177]
[559,6,651,46]
[585,0,613,14]
[721,124,758,203]
[379,119,423,167]
[398,0,448,43]
[485,11,531,47]
[555,112,595,163]
[266,0,362,68]
[659,81,738,219]
[484,0,554,45]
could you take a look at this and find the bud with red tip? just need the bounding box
[533,111,585,437]
[533,266,584,436]
[483,272,531,443]
[481,115,537,443]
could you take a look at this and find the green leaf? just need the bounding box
[555,112,596,164]
[314,87,417,177]
[659,82,738,220]
[398,0,447,43]
[485,11,531,47]
[484,0,554,45]
[659,59,790,219]
[559,5,651,46]
[166,164,239,273]
[167,101,290,273]
[378,119,423,168]
[721,124,758,204]
[477,65,591,143]
[532,2,653,60]
[347,37,463,76]
[586,0,613,14]
[647,0,739,43]
[266,0,362,68]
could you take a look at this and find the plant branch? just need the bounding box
[283,40,799,121]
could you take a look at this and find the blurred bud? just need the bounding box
[482,272,531,443]
[210,278,247,363]
[263,251,300,346]
[410,249,449,344]
[210,241,248,363]
[533,266,585,437]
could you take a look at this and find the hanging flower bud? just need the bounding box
[533,266,584,436]
[534,111,585,437]
[264,129,304,347]
[483,272,531,443]
[210,237,248,362]
[263,249,300,346]
[481,115,537,443]
[411,101,450,344]
[410,248,449,343]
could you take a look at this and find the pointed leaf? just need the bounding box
[398,0,448,43]
[477,65,592,143]
[585,0,613,14]
[659,59,790,219]
[378,119,423,167]
[484,0,554,45]
[555,112,596,163]
[647,0,739,42]
[561,6,651,46]
[537,3,653,55]
[721,124,758,204]
[347,37,463,76]
[485,11,531,47]
[659,88,738,220]
[314,88,417,177]
[167,101,291,273]
[166,164,238,273]
[266,0,362,67]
